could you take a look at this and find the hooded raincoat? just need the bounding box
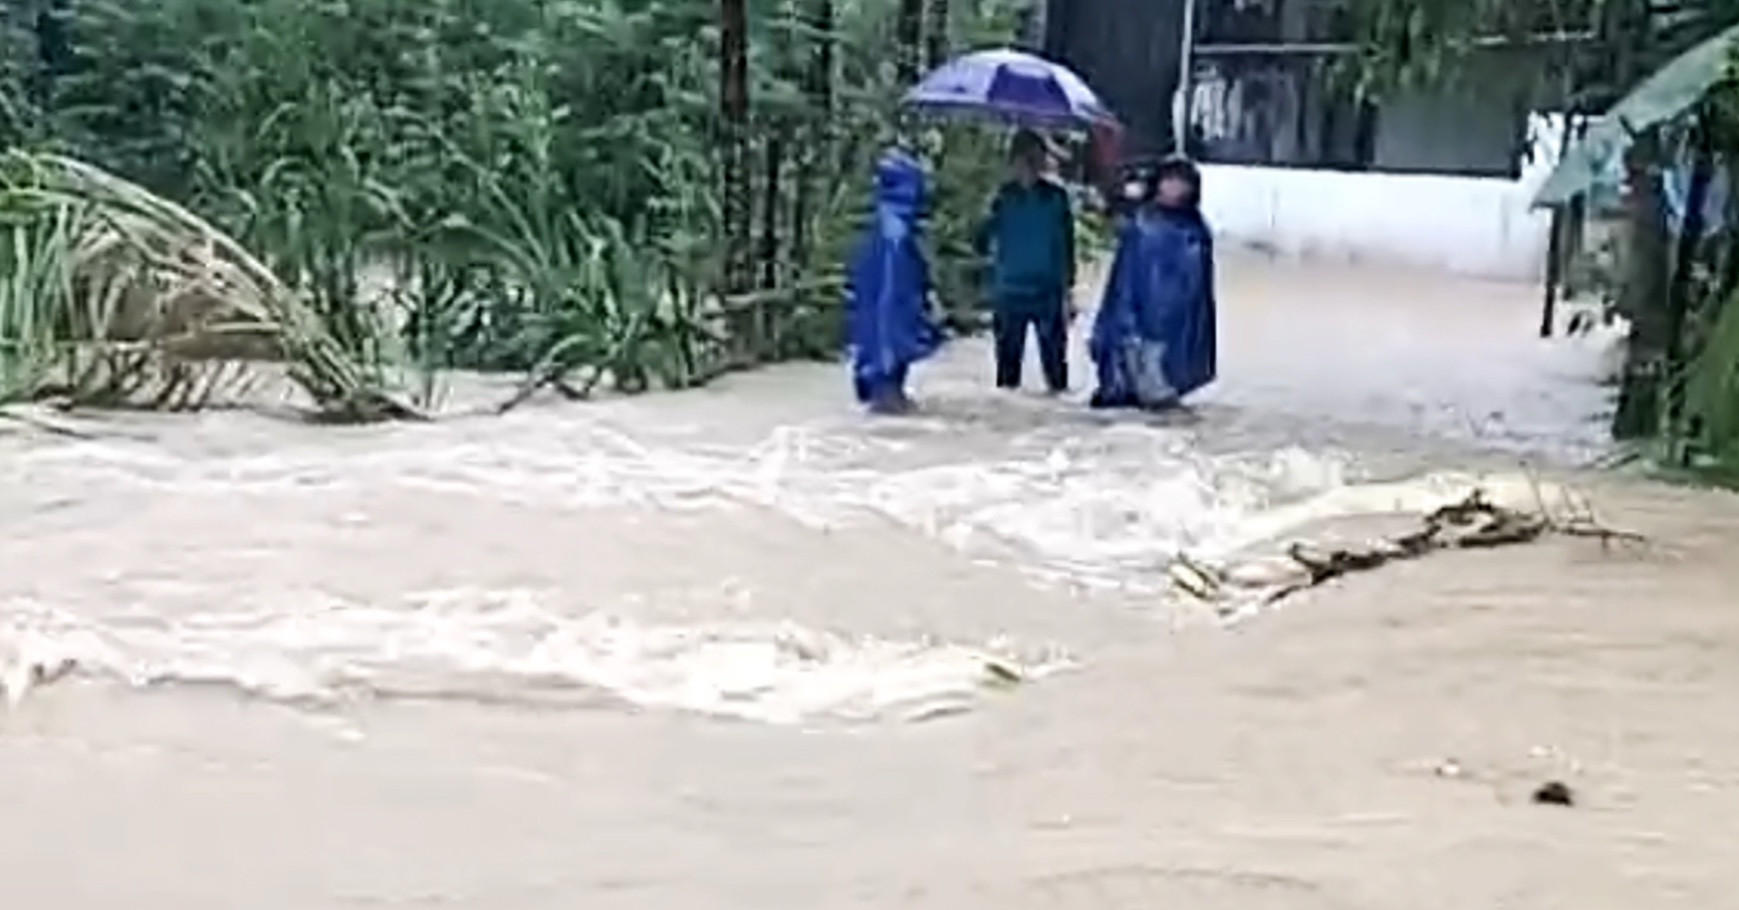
[1088,157,1217,409]
[846,149,941,412]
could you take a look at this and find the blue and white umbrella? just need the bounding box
[902,47,1117,131]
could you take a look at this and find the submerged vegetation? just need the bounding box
[0,0,1028,417]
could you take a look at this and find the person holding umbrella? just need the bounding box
[903,48,1115,396]
[975,128,1077,394]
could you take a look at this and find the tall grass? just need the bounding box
[0,0,1028,416]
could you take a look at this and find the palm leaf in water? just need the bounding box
[0,150,418,419]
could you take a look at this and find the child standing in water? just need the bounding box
[846,147,941,415]
[976,130,1077,393]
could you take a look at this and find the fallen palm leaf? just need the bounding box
[0,150,421,421]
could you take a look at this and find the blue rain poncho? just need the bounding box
[846,149,941,411]
[1088,164,1217,409]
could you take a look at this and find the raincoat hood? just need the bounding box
[874,148,928,219]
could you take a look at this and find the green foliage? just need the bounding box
[0,0,1027,414]
[1324,0,1605,99]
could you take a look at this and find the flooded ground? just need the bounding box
[2,253,1736,909]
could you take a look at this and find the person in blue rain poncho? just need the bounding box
[1088,156,1217,411]
[846,147,942,414]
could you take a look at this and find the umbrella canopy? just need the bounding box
[1532,22,1739,209]
[902,48,1117,131]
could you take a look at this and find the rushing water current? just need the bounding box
[0,258,1616,723]
[8,258,1695,910]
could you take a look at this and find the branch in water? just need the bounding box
[1173,488,1648,615]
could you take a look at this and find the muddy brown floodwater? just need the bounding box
[2,253,1737,909]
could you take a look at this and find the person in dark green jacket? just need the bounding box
[975,129,1077,393]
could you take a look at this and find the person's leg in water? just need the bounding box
[991,299,1031,389]
[1088,338,1137,409]
[1032,291,1069,393]
[1088,392,1128,409]
[1088,381,1134,409]
[864,364,914,415]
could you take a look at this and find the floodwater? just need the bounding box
[3,254,1737,909]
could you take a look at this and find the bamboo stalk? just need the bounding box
[924,0,950,70]
[758,134,783,293]
[896,0,924,84]
[718,0,752,296]
[791,0,836,276]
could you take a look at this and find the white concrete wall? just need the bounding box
[1195,114,1565,283]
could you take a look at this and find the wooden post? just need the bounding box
[1539,113,1579,338]
[1175,0,1199,155]
[1541,206,1565,338]
[1567,115,1590,279]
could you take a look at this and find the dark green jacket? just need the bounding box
[975,177,1076,300]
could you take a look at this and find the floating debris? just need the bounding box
[1172,487,1646,617]
[1532,780,1576,807]
[982,660,1023,688]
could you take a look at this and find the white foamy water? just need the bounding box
[0,256,1621,725]
[0,420,1586,722]
[0,587,1063,724]
[0,416,1360,720]
[21,259,1735,910]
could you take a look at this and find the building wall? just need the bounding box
[1198,115,1565,282]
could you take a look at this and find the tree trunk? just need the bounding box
[791,0,834,274]
[806,0,835,120]
[757,1,798,295]
[1660,111,1715,460]
[1612,131,1672,440]
[896,0,924,84]
[925,0,950,71]
[1609,0,1665,441]
[718,0,751,297]
[758,137,783,292]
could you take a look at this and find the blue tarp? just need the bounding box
[1663,157,1731,235]
[1088,208,1217,408]
[1531,23,1739,209]
[846,149,942,410]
